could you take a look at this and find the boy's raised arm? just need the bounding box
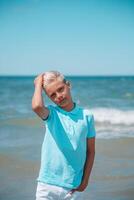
[32,74,49,120]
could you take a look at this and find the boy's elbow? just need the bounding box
[32,103,43,112]
[87,149,95,156]
[90,150,95,156]
[93,150,95,156]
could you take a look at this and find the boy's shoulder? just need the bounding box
[83,108,94,116]
[46,104,94,120]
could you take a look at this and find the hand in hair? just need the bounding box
[34,74,44,87]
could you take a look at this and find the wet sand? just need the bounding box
[0,138,134,200]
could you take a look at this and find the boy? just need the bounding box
[32,71,96,200]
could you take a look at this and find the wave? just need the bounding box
[84,107,134,138]
[85,107,134,125]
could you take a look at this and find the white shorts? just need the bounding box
[36,182,83,200]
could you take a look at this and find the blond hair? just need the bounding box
[42,71,66,89]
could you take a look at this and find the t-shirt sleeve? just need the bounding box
[42,105,53,122]
[87,115,96,138]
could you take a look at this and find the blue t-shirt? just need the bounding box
[37,104,96,189]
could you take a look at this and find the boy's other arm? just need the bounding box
[32,74,49,120]
[70,137,95,194]
[81,137,95,184]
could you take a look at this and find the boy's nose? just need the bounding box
[56,93,63,100]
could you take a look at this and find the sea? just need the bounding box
[0,75,134,200]
[1,75,134,139]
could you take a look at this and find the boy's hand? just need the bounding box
[69,179,88,194]
[34,74,44,87]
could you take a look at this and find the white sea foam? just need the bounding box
[97,131,134,139]
[84,107,134,138]
[85,107,134,125]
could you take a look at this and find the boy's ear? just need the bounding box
[69,83,71,88]
[66,81,71,88]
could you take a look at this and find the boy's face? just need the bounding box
[45,79,73,109]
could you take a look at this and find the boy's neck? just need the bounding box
[60,101,75,112]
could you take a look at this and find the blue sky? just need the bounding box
[0,0,134,76]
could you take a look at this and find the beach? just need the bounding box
[0,127,134,200]
[0,76,134,200]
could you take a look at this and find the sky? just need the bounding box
[0,0,134,76]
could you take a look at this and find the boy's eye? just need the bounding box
[58,87,64,92]
[50,93,56,98]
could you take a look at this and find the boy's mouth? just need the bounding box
[59,98,67,105]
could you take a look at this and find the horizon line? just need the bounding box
[0,74,134,77]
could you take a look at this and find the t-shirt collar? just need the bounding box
[56,102,79,115]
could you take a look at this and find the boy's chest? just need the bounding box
[46,112,88,151]
[57,114,87,144]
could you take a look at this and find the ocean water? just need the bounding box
[0,76,134,200]
[0,75,134,139]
